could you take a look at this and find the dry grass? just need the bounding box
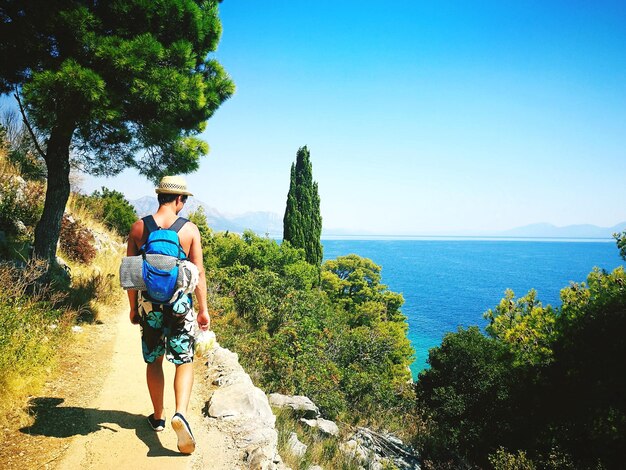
[0,260,74,436]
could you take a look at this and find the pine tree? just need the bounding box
[283,146,323,266]
[0,0,234,267]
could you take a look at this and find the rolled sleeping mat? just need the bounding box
[120,254,191,291]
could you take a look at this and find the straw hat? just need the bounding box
[155,175,193,196]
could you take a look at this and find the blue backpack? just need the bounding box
[140,215,188,304]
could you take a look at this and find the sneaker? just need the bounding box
[147,413,165,432]
[171,412,196,454]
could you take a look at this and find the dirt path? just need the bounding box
[3,306,243,470]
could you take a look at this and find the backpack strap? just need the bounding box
[142,215,159,234]
[168,217,189,233]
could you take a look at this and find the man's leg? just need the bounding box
[166,303,197,453]
[172,361,196,453]
[146,355,165,419]
[139,297,166,424]
[174,362,193,414]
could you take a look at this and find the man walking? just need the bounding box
[126,175,210,454]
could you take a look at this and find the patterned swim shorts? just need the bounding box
[138,293,196,364]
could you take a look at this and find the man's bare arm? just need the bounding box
[188,224,210,330]
[127,220,143,325]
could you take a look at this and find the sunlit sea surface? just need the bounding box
[322,238,624,378]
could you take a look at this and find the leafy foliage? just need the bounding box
[544,266,626,467]
[205,231,414,421]
[1,111,46,181]
[1,1,234,178]
[283,146,323,266]
[416,327,520,466]
[323,254,406,324]
[484,289,557,367]
[489,448,537,470]
[416,242,626,469]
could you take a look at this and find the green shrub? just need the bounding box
[415,327,521,466]
[416,246,626,469]
[75,187,137,237]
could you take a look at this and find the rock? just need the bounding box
[268,393,320,418]
[287,432,307,458]
[208,347,254,388]
[300,418,339,436]
[212,370,253,387]
[211,347,241,374]
[205,343,288,469]
[345,427,421,470]
[53,256,72,284]
[71,326,83,333]
[340,439,368,462]
[307,466,324,470]
[235,421,278,449]
[209,381,275,427]
[247,446,277,470]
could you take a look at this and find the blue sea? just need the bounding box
[322,238,624,378]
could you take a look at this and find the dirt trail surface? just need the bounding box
[1,306,243,470]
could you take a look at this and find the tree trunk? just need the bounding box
[33,123,75,265]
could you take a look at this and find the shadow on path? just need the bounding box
[20,397,182,458]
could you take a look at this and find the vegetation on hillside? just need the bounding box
[74,187,138,237]
[191,209,415,425]
[416,243,626,469]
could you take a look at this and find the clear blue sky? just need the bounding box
[81,1,626,234]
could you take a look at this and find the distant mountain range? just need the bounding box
[495,222,626,239]
[130,196,625,239]
[130,196,284,235]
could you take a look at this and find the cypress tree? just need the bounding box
[283,146,323,265]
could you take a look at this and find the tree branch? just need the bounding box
[13,87,47,161]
